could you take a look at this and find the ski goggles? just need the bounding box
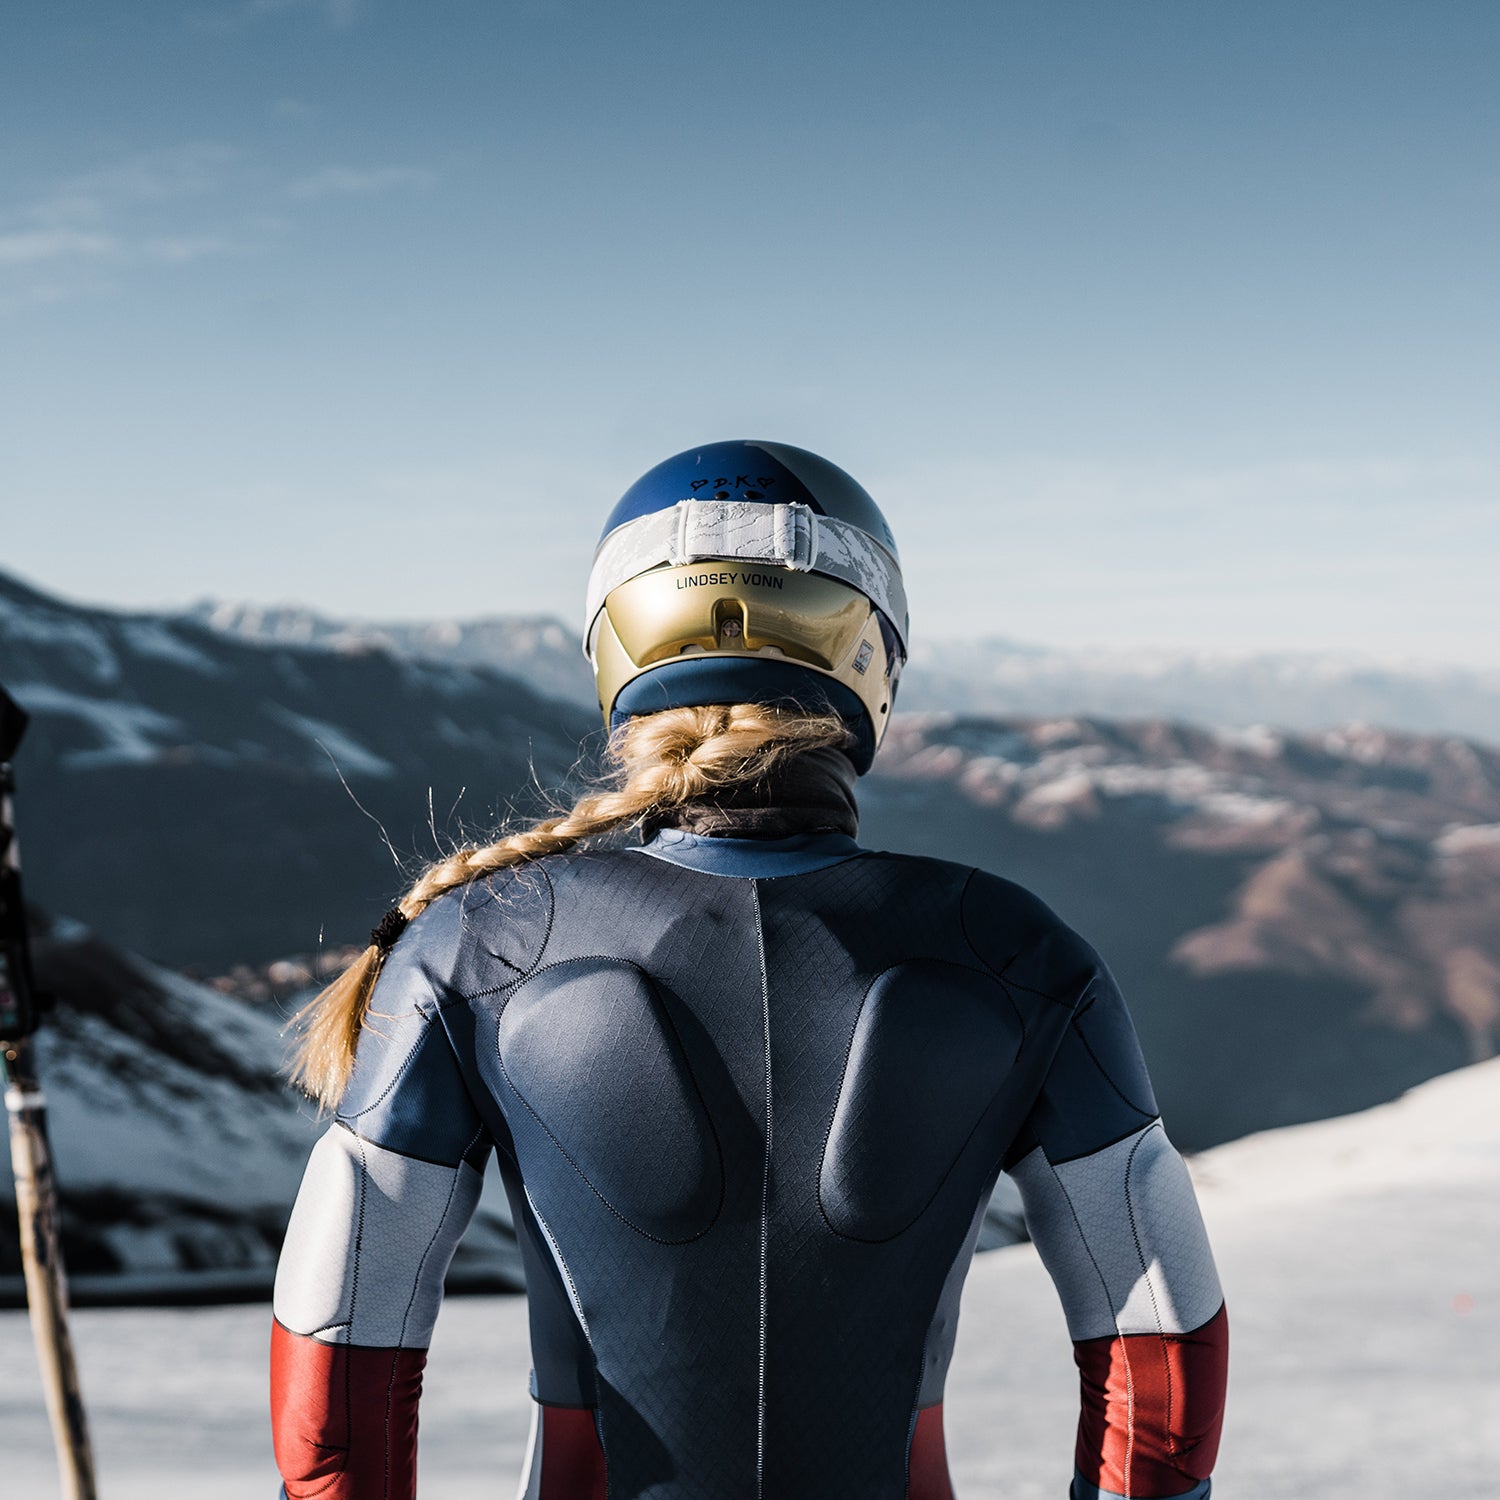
[584,499,909,658]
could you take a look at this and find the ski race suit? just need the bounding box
[271,829,1229,1500]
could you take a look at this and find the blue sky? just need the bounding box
[1,1,1496,665]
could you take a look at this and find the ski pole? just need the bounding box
[1,684,98,1500]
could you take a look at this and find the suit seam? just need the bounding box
[456,946,635,1007]
[948,936,1030,1043]
[1048,1118,1162,1168]
[904,1325,932,1499]
[333,1119,486,1173]
[1001,962,1094,1010]
[344,1134,369,1487]
[380,1345,397,1500]
[1073,1022,1157,1120]
[447,863,556,1004]
[1123,1123,1175,1470]
[396,1166,464,1351]
[339,1017,434,1121]
[1040,1148,1119,1336]
[1040,1146,1137,1485]
[751,879,772,1500]
[526,1192,592,1345]
[1074,977,1103,1017]
[957,867,1079,1011]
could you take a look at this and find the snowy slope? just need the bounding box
[945,1058,1500,1498]
[0,912,522,1302]
[1,1061,1492,1498]
[190,598,598,710]
[0,568,596,970]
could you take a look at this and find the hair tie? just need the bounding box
[370,906,409,954]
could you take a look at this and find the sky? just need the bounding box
[1,0,1497,667]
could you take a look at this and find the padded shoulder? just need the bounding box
[959,868,1100,1007]
[496,956,723,1243]
[336,890,492,1166]
[820,958,1024,1241]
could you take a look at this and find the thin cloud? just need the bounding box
[1,143,430,315]
[30,144,241,228]
[0,145,253,312]
[0,280,102,317]
[141,235,242,265]
[287,165,438,201]
[0,230,116,266]
[190,0,360,33]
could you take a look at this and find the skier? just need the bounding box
[271,440,1228,1500]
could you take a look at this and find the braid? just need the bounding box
[289,702,851,1105]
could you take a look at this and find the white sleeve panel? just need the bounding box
[1010,1122,1223,1342]
[273,1125,483,1348]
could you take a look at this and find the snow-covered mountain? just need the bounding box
[5,565,1496,1158]
[0,568,597,969]
[861,714,1500,1147]
[899,636,1500,742]
[189,598,598,711]
[204,709,1500,1157]
[0,910,523,1302]
[194,590,1500,743]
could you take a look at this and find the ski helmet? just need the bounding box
[584,440,907,773]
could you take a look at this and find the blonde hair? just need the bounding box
[289,702,851,1107]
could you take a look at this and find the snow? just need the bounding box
[1194,789,1300,825]
[0,598,120,683]
[1,1061,1495,1498]
[0,956,326,1295]
[263,705,397,779]
[1211,723,1285,756]
[1436,822,1500,854]
[118,620,224,676]
[7,683,184,768]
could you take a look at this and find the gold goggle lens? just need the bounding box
[590,562,897,743]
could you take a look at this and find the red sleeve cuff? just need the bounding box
[1073,1303,1228,1498]
[270,1320,427,1500]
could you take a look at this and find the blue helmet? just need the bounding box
[584,440,907,772]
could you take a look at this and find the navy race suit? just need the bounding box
[271,830,1228,1500]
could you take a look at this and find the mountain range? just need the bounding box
[861,713,1498,1147]
[194,594,1500,742]
[2,568,596,968]
[2,565,1496,1293]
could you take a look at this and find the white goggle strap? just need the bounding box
[676,497,819,573]
[584,500,908,656]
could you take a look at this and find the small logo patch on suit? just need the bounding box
[853,640,874,675]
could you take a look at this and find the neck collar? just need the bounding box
[640,745,859,842]
[635,828,864,878]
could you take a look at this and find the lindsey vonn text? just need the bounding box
[676,571,786,590]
